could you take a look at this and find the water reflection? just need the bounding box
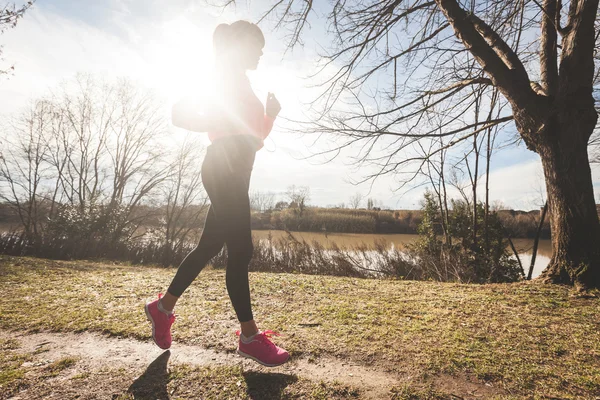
[252,230,551,279]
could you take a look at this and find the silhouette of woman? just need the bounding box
[145,21,289,367]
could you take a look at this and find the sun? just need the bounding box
[141,15,306,145]
[143,17,214,104]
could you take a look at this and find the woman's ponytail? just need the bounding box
[213,23,231,53]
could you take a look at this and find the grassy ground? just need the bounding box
[1,255,599,399]
[0,338,361,400]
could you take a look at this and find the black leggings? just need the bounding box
[167,135,258,322]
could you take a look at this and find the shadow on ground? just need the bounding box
[125,351,299,400]
[244,370,298,399]
[128,351,171,399]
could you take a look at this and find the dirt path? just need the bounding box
[1,329,501,399]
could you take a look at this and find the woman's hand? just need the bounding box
[266,92,281,118]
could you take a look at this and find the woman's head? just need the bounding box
[213,21,265,71]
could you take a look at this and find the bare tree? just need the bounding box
[250,190,276,212]
[349,192,364,209]
[0,99,52,237]
[421,124,452,246]
[0,75,171,246]
[366,198,379,210]
[160,136,208,266]
[52,75,111,210]
[286,185,310,216]
[217,0,600,289]
[103,79,170,239]
[274,200,289,210]
[43,75,170,242]
[1,1,34,76]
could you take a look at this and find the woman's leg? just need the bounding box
[217,173,256,329]
[161,205,225,311]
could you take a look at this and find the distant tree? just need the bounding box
[286,185,310,216]
[274,201,289,211]
[349,192,363,209]
[1,1,34,76]
[250,190,276,212]
[367,198,380,210]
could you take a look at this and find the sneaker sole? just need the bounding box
[236,348,290,367]
[144,303,171,350]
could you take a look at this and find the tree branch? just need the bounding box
[558,0,600,93]
[540,0,559,96]
[434,0,536,108]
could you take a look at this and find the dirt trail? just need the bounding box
[1,329,401,399]
[1,329,501,399]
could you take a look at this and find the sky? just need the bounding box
[1,0,599,210]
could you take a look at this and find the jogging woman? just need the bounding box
[144,20,289,367]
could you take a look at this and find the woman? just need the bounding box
[145,20,289,367]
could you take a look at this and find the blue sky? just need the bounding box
[1,0,598,210]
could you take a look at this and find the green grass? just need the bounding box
[43,357,78,377]
[1,255,599,399]
[389,384,452,400]
[0,338,30,398]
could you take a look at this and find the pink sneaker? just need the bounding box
[144,293,175,350]
[236,330,290,367]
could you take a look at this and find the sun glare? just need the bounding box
[143,17,214,104]
[139,15,305,149]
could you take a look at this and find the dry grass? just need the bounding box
[0,338,31,398]
[1,255,599,399]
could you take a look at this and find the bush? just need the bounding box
[406,192,523,283]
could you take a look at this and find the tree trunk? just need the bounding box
[538,116,600,290]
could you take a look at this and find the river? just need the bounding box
[0,223,551,279]
[252,230,551,279]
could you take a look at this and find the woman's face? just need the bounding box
[238,35,264,70]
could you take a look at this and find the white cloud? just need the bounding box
[478,158,600,210]
[480,159,546,210]
[1,6,147,112]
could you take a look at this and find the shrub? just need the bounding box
[406,192,523,283]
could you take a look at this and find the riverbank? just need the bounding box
[0,204,552,239]
[250,207,551,239]
[252,230,552,279]
[0,227,552,279]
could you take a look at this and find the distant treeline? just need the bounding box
[0,203,550,239]
[249,206,550,239]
